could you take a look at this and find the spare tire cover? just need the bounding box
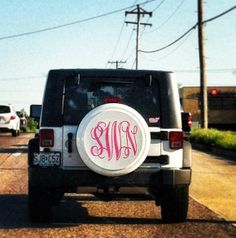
[76,103,150,176]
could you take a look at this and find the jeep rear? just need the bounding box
[28,69,192,223]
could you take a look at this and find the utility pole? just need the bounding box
[198,0,208,129]
[108,60,126,69]
[125,5,152,70]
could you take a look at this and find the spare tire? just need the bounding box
[76,103,150,176]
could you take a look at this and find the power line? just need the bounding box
[0,0,157,41]
[0,75,45,81]
[146,0,185,33]
[1,89,44,93]
[140,28,194,62]
[2,68,234,83]
[121,30,135,61]
[140,4,236,53]
[204,5,236,24]
[173,68,236,73]
[106,23,125,68]
[139,0,166,38]
[131,58,136,69]
[152,0,166,12]
[140,24,196,53]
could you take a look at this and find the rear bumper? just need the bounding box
[28,167,191,191]
[0,127,13,132]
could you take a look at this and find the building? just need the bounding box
[179,86,236,130]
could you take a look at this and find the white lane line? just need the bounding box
[12,152,22,157]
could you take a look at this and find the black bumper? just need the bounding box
[29,167,191,190]
[0,128,12,133]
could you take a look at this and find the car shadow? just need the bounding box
[0,194,161,228]
[0,148,28,154]
[0,194,235,229]
[12,144,28,147]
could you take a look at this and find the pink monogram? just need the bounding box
[90,121,138,160]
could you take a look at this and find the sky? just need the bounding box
[0,0,235,112]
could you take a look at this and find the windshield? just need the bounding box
[63,77,160,127]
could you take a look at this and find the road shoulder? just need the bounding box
[190,149,236,222]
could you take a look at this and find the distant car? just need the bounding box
[16,111,27,132]
[0,104,20,136]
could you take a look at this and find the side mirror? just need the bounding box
[30,105,42,128]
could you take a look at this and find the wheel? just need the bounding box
[28,137,39,166]
[160,186,189,223]
[28,138,52,223]
[12,130,17,137]
[12,126,20,137]
[76,103,150,176]
[28,185,53,223]
[17,123,20,136]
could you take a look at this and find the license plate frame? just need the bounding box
[33,152,61,167]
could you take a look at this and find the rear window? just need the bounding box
[0,106,10,113]
[63,77,160,126]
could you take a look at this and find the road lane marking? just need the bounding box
[12,152,22,157]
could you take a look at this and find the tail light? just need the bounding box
[21,119,26,125]
[40,129,54,147]
[181,112,192,132]
[10,115,16,120]
[169,131,183,149]
[188,116,192,127]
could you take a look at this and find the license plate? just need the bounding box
[33,152,61,167]
[0,117,6,123]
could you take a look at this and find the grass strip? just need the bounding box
[190,128,236,151]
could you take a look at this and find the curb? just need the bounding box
[191,143,236,160]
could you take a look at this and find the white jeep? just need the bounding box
[28,69,192,223]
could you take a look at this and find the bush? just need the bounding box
[18,108,38,133]
[26,117,38,133]
[190,128,236,151]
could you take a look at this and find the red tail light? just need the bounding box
[188,116,192,127]
[181,112,192,132]
[40,129,54,147]
[169,131,183,149]
[10,115,16,120]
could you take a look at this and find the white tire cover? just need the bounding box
[76,103,150,176]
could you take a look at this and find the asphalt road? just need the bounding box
[0,133,235,238]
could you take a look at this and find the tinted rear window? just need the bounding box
[63,77,160,126]
[0,106,10,113]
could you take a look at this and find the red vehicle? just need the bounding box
[16,111,27,132]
